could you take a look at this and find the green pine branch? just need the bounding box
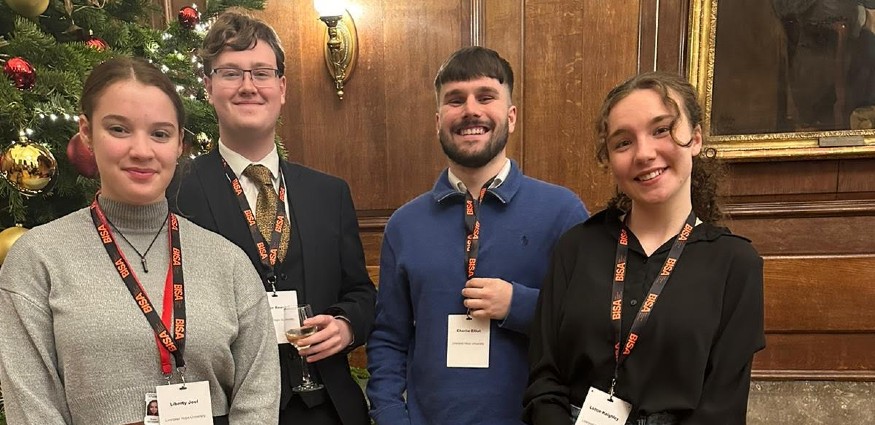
[1,0,264,228]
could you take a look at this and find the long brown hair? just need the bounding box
[595,71,723,223]
[80,56,185,129]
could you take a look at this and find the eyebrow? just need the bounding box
[213,61,276,69]
[101,115,177,130]
[442,86,501,102]
[606,113,675,140]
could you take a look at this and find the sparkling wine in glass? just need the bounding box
[285,324,318,349]
[284,304,324,392]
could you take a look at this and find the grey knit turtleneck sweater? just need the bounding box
[0,196,279,424]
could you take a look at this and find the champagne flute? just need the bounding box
[284,304,324,392]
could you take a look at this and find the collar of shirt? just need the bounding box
[218,139,282,187]
[618,213,704,228]
[447,158,512,194]
[217,139,290,223]
[605,208,733,257]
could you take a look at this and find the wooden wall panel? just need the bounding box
[261,0,470,211]
[754,334,875,378]
[838,158,875,193]
[381,1,470,207]
[725,213,875,255]
[484,0,524,163]
[521,0,641,211]
[761,256,875,332]
[725,199,875,377]
[638,0,689,74]
[724,161,840,199]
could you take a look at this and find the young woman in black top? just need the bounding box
[523,72,765,425]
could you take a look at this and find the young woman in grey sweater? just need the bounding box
[0,57,280,424]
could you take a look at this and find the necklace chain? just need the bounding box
[104,214,169,273]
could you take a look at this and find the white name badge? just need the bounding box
[574,387,631,425]
[446,314,490,368]
[267,290,298,344]
[156,381,212,425]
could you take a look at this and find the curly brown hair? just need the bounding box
[595,71,724,223]
[199,9,285,77]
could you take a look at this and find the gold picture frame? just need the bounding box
[687,0,875,161]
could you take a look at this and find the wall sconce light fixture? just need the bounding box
[314,0,358,100]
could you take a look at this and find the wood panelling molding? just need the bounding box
[359,215,390,231]
[753,370,875,381]
[725,199,875,218]
[470,0,484,45]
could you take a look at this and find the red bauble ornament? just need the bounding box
[178,6,200,30]
[66,133,98,179]
[3,57,36,90]
[85,36,108,52]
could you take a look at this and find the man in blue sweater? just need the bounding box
[366,46,589,425]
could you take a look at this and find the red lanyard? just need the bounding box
[608,210,696,397]
[462,177,496,318]
[463,176,496,279]
[90,199,186,379]
[220,159,287,290]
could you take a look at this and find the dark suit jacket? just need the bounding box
[167,149,375,425]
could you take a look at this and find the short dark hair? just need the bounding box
[200,9,285,77]
[434,46,514,98]
[596,71,724,223]
[80,56,185,130]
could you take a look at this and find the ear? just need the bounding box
[204,76,214,105]
[690,124,703,157]
[78,115,92,148]
[435,111,441,135]
[279,75,286,106]
[176,130,184,158]
[507,104,517,134]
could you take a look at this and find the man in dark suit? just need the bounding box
[167,10,375,425]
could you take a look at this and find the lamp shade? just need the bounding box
[314,0,345,17]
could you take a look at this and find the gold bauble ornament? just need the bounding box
[4,0,50,18]
[0,136,58,196]
[0,225,28,266]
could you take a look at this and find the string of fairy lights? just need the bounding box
[14,4,211,136]
[1,3,218,208]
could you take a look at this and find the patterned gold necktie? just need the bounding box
[243,164,290,263]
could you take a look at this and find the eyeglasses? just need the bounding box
[210,67,281,87]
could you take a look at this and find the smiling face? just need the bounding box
[79,80,182,206]
[435,76,516,169]
[205,40,286,147]
[605,88,702,211]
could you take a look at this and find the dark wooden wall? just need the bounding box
[256,0,875,378]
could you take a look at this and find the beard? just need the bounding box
[439,118,509,168]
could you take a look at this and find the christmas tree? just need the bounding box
[0,0,266,419]
[0,0,265,229]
